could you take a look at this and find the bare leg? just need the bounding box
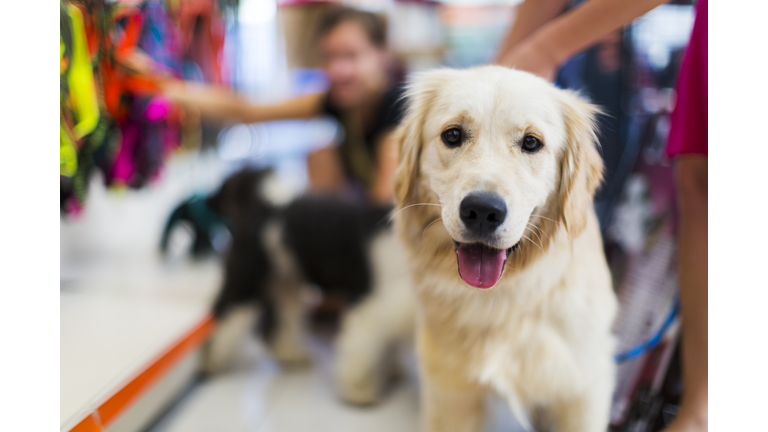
[665,156,708,431]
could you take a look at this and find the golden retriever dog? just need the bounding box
[393,66,618,432]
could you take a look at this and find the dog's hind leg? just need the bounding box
[335,231,416,405]
[335,302,390,405]
[334,287,413,405]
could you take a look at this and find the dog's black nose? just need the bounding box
[459,193,507,235]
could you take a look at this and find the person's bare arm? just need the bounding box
[369,131,399,204]
[306,146,346,194]
[497,0,668,80]
[493,0,570,63]
[666,157,708,432]
[162,80,325,124]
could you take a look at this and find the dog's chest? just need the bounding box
[468,314,585,405]
[418,242,595,400]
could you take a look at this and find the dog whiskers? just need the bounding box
[521,234,543,252]
[527,222,550,242]
[388,203,442,224]
[530,213,559,224]
[525,226,543,245]
[423,218,443,240]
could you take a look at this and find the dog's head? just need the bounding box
[208,167,300,231]
[394,66,603,289]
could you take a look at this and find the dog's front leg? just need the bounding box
[269,278,311,365]
[205,303,258,374]
[550,367,614,432]
[418,327,486,432]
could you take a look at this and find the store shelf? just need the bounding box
[61,289,214,432]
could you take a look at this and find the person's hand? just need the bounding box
[158,80,204,126]
[497,36,561,82]
[160,79,190,104]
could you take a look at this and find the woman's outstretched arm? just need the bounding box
[162,80,325,124]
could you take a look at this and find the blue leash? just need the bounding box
[614,298,679,363]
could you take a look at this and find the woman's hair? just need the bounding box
[316,6,388,49]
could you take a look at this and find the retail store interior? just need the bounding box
[58,1,705,431]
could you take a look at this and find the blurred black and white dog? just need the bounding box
[196,168,414,404]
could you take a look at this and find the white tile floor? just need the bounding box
[148,331,526,432]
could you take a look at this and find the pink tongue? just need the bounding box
[456,243,507,289]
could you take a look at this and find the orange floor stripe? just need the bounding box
[95,314,215,428]
[70,414,103,432]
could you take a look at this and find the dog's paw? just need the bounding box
[270,340,312,367]
[203,349,231,375]
[203,335,240,375]
[335,360,385,406]
[337,375,382,406]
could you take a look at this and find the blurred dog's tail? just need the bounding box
[159,199,193,254]
[160,193,226,257]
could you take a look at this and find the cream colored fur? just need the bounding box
[335,230,416,404]
[393,66,618,432]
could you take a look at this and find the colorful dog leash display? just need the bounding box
[62,0,119,214]
[167,0,227,85]
[60,0,229,214]
[61,2,100,178]
[109,0,184,188]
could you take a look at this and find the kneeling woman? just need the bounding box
[163,6,406,204]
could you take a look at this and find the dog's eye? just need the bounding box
[522,135,543,153]
[441,128,463,148]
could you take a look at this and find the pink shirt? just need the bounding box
[666,0,708,158]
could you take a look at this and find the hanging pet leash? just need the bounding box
[614,297,679,363]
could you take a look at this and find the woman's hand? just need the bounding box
[157,80,250,124]
[160,80,218,107]
[496,0,668,83]
[159,80,324,124]
[497,36,561,82]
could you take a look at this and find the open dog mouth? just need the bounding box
[453,241,520,289]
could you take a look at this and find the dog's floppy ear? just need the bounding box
[393,70,453,206]
[557,90,604,237]
[392,113,422,206]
